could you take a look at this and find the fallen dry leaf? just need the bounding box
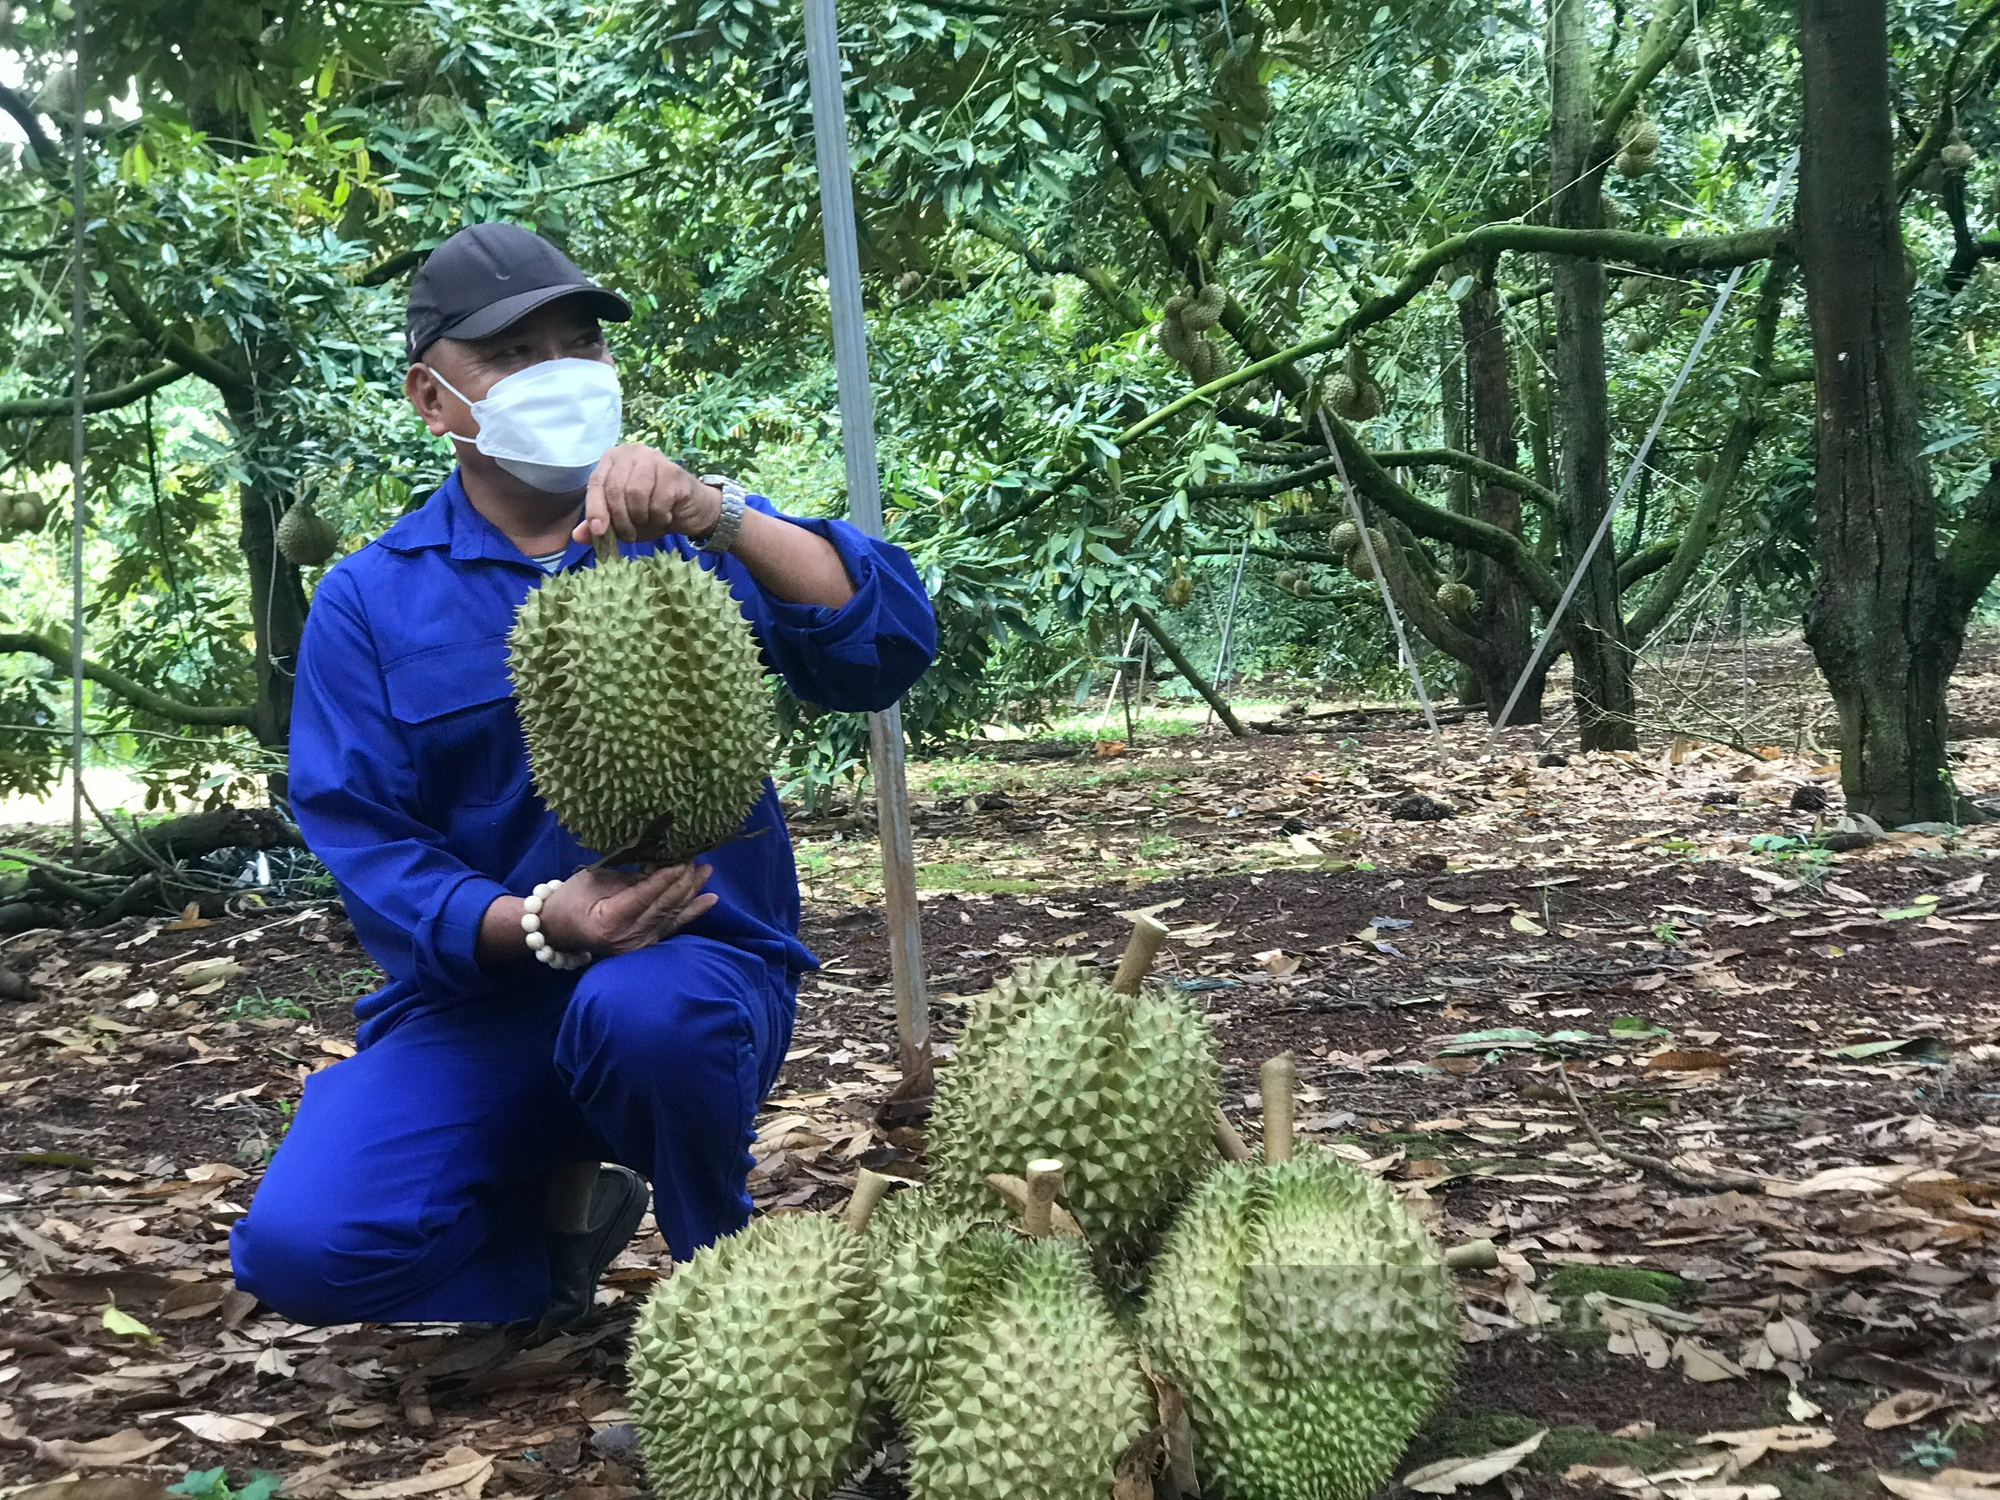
[1866,1390,1955,1430]
[1403,1430,1547,1493]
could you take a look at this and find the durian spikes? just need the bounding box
[1022,1158,1065,1238]
[1111,912,1170,996]
[844,1167,894,1233]
[1261,1053,1297,1164]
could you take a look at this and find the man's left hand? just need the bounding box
[573,445,722,546]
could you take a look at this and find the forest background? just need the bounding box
[2,0,1998,830]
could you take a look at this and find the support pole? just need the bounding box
[1205,539,1250,728]
[803,0,930,1087]
[68,1,88,858]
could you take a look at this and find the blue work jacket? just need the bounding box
[288,469,937,1047]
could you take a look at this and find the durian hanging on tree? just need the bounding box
[1328,344,1384,421]
[1163,560,1195,609]
[1616,115,1661,177]
[507,535,776,864]
[275,498,339,567]
[1436,579,1477,620]
[1157,283,1232,387]
[1943,131,1977,171]
[1140,1055,1458,1500]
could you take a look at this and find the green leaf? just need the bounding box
[102,1303,159,1343]
[1878,898,1939,921]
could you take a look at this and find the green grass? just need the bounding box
[914,861,1043,894]
[1543,1264,1694,1307]
[1404,1412,1695,1477]
[229,991,309,1021]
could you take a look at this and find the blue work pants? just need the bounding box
[228,936,795,1324]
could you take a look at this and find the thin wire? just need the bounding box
[1314,409,1447,758]
[1488,147,1800,745]
[68,0,88,857]
[1204,537,1250,729]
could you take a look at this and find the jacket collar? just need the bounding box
[376,468,591,569]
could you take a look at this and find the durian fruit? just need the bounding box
[275,498,339,567]
[1330,345,1384,420]
[1189,337,1233,386]
[1943,134,1976,171]
[1616,115,1660,177]
[901,1162,1156,1500]
[1164,562,1195,609]
[1436,580,1477,619]
[1328,520,1360,555]
[507,545,775,863]
[1183,281,1227,332]
[1274,569,1301,596]
[1614,273,1651,307]
[1140,1057,1458,1500]
[627,1181,886,1500]
[1625,327,1657,355]
[1671,37,1701,75]
[1344,528,1387,581]
[896,269,926,299]
[927,927,1221,1264]
[1,492,46,536]
[1156,300,1199,368]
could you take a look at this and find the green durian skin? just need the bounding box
[627,1213,874,1500]
[927,957,1223,1264]
[507,549,776,864]
[904,1235,1154,1500]
[276,501,338,567]
[1138,1147,1458,1500]
[861,1191,1024,1420]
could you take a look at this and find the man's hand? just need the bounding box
[572,445,723,547]
[539,863,716,956]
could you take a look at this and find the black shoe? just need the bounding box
[542,1164,650,1332]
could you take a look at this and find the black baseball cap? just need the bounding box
[405,223,631,364]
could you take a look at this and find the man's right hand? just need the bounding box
[540,863,716,956]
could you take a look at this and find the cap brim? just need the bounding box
[428,283,632,351]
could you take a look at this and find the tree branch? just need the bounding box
[1128,602,1252,736]
[0,631,255,726]
[0,83,59,167]
[1625,260,1795,641]
[1375,448,1559,513]
[1897,0,2000,195]
[0,362,189,421]
[101,274,252,399]
[1944,459,2000,633]
[1617,538,1678,591]
[355,247,425,286]
[961,212,1149,328]
[1593,0,1696,167]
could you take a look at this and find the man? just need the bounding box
[229,223,936,1327]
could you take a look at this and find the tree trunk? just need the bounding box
[1548,0,1638,749]
[238,478,309,757]
[1798,0,1961,824]
[1460,273,1544,721]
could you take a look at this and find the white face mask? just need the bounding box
[426,357,623,493]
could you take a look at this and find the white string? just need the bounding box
[1313,409,1447,759]
[1488,147,1799,745]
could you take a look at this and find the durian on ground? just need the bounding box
[1140,1056,1457,1500]
[868,1164,1154,1500]
[507,548,775,864]
[924,954,1222,1264]
[627,1185,883,1500]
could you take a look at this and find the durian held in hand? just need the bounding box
[507,529,776,864]
[1141,1054,1458,1500]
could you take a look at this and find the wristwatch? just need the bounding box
[698,475,748,555]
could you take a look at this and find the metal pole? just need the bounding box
[803,0,930,1084]
[1488,150,1799,744]
[68,1,87,857]
[1204,539,1249,728]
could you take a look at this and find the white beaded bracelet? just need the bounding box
[524,880,592,971]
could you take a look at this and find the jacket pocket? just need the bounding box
[383,639,529,810]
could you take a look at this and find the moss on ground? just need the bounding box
[1544,1264,1694,1307]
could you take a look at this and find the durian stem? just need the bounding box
[984,1172,1085,1238]
[592,529,620,567]
[1111,914,1170,996]
[1022,1158,1064,1238]
[842,1168,893,1233]
[1261,1053,1297,1164]
[1211,1106,1254,1164]
[1444,1238,1500,1271]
